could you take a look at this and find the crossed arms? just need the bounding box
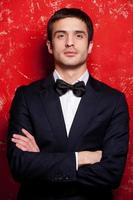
[11,128,102,166]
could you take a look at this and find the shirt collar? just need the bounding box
[53,69,89,85]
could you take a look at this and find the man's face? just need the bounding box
[47,17,92,69]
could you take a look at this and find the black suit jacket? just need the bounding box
[7,74,129,200]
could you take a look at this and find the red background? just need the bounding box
[0,0,133,199]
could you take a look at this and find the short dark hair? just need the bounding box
[47,8,94,44]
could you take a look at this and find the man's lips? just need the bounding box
[64,51,77,56]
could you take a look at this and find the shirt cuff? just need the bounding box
[75,152,78,171]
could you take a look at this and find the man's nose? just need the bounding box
[65,35,74,47]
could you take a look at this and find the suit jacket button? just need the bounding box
[65,176,69,180]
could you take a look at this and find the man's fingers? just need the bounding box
[11,128,40,152]
[12,138,35,152]
[12,138,29,147]
[21,128,34,140]
[16,143,34,152]
[12,138,30,150]
[13,134,29,142]
[12,135,34,150]
[21,129,39,148]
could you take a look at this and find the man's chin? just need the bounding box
[60,64,83,69]
[56,61,86,69]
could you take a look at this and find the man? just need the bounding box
[7,8,129,200]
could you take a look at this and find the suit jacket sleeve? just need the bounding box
[7,86,77,183]
[77,92,129,189]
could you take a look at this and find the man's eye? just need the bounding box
[76,34,83,38]
[57,34,65,39]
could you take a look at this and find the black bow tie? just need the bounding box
[55,79,86,97]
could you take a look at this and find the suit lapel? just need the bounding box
[39,74,102,151]
[39,75,68,151]
[68,76,101,150]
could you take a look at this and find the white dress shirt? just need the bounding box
[53,69,89,169]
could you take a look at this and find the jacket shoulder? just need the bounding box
[90,76,124,97]
[16,74,54,95]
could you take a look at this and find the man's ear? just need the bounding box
[88,41,93,54]
[46,40,53,54]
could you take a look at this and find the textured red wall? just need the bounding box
[0,0,133,199]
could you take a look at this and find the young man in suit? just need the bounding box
[7,8,129,200]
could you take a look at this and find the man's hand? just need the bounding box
[78,150,102,167]
[11,128,40,152]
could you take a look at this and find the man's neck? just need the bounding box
[55,67,87,84]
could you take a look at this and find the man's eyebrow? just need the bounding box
[75,30,87,35]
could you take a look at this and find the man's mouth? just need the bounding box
[64,51,77,57]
